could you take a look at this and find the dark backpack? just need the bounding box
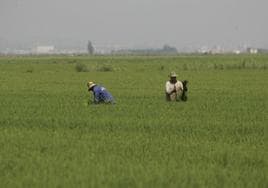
[181,80,188,101]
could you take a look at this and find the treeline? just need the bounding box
[111,45,178,55]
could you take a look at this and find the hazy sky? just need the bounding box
[1,0,267,49]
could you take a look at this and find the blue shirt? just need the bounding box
[92,85,114,103]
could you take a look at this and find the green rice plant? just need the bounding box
[75,62,89,72]
[96,65,113,72]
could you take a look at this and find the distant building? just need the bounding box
[35,46,55,54]
[233,50,241,54]
[246,47,258,54]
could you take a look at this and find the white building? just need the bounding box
[35,46,55,54]
[233,50,241,54]
[249,48,258,54]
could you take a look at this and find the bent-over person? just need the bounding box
[87,81,114,104]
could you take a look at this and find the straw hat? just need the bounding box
[87,81,96,89]
[169,71,177,77]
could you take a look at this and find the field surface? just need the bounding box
[0,55,267,188]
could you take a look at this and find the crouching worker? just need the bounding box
[87,81,115,104]
[165,72,188,101]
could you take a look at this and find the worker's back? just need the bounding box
[92,85,114,103]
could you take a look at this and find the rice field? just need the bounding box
[0,54,267,188]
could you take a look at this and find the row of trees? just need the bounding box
[112,45,178,55]
[87,40,178,55]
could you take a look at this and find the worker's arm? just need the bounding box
[93,91,100,103]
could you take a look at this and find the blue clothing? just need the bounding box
[91,85,114,104]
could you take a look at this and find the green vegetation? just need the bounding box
[0,55,267,188]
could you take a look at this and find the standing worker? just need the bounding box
[165,72,188,101]
[87,81,115,104]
